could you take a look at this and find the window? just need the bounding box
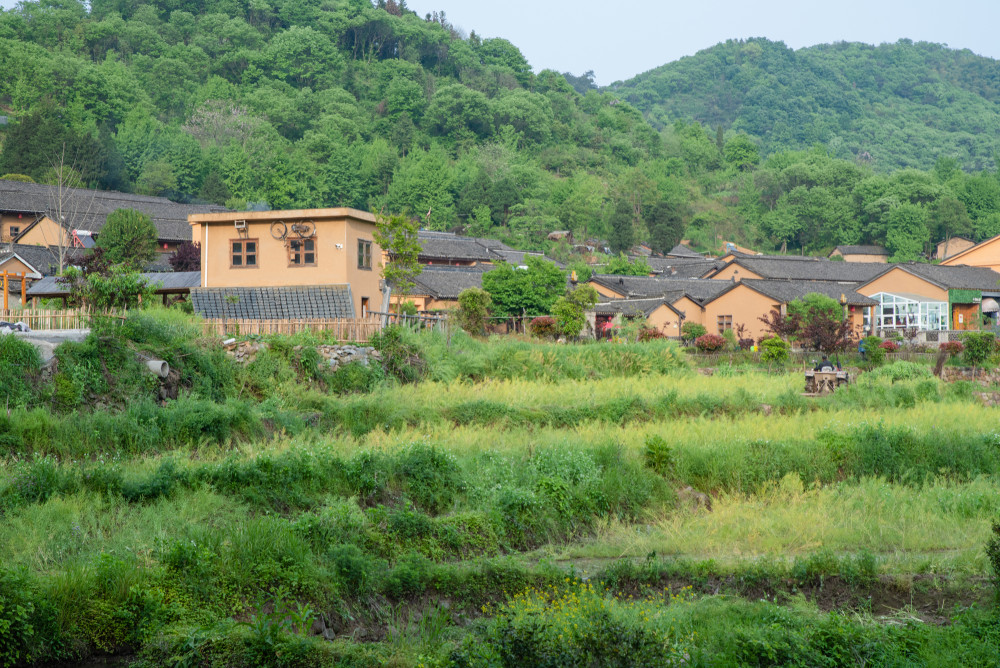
[288,238,316,266]
[231,239,258,268]
[870,292,947,331]
[9,226,19,237]
[358,239,372,270]
[717,314,732,334]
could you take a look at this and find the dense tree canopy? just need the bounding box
[2,3,1000,259]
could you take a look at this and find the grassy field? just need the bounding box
[0,312,998,666]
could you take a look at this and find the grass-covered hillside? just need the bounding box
[615,38,1000,172]
[1,310,1000,666]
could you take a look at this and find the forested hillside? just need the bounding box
[615,38,1000,172]
[2,2,1000,259]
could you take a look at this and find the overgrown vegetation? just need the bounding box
[1,313,999,665]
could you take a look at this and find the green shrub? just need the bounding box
[643,434,674,476]
[0,335,41,408]
[760,336,790,364]
[862,335,885,368]
[395,443,464,514]
[681,322,707,342]
[963,331,997,367]
[0,568,39,667]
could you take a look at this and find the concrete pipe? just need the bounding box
[145,359,170,378]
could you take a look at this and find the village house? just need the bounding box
[590,298,685,339]
[855,263,1000,333]
[399,265,487,312]
[828,245,889,263]
[0,179,225,259]
[936,236,975,260]
[188,208,385,320]
[939,232,1000,272]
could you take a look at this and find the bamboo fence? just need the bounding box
[0,308,123,330]
[200,317,383,341]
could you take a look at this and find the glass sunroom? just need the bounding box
[864,292,948,331]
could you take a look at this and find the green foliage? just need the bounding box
[680,322,707,343]
[760,336,790,364]
[787,293,842,324]
[374,212,421,298]
[456,288,492,336]
[550,284,598,338]
[0,335,41,408]
[80,265,159,311]
[862,335,886,368]
[963,331,997,367]
[96,209,159,269]
[604,252,651,276]
[481,256,566,318]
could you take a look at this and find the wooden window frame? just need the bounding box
[231,238,259,269]
[717,314,732,334]
[358,239,372,270]
[9,226,19,238]
[288,237,317,267]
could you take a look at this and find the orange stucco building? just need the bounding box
[189,208,384,318]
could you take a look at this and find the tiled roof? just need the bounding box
[740,279,877,306]
[665,243,704,259]
[592,298,678,317]
[832,245,888,256]
[591,274,731,301]
[717,257,889,282]
[492,249,565,268]
[27,271,201,297]
[408,266,486,300]
[645,257,722,278]
[191,285,354,320]
[0,180,226,242]
[886,263,1000,291]
[0,244,82,276]
[417,230,495,261]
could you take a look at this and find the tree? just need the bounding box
[169,241,201,272]
[551,284,598,338]
[481,256,566,318]
[604,253,650,276]
[456,287,491,336]
[723,134,760,170]
[758,308,800,340]
[607,199,634,254]
[373,211,422,308]
[885,202,929,262]
[96,208,158,269]
[646,200,686,255]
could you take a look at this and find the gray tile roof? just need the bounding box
[0,244,81,276]
[190,285,354,320]
[408,266,486,300]
[0,180,226,243]
[27,271,201,297]
[739,279,877,306]
[591,274,731,301]
[644,257,722,278]
[832,245,888,256]
[492,249,565,268]
[717,257,889,282]
[887,263,1000,291]
[593,297,678,317]
[417,230,495,261]
[666,243,705,259]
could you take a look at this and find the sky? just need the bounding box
[1,0,997,85]
[408,0,1000,85]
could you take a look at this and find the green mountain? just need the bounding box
[2,3,1000,259]
[613,38,1000,172]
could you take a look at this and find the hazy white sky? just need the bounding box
[1,0,997,85]
[409,0,1000,84]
